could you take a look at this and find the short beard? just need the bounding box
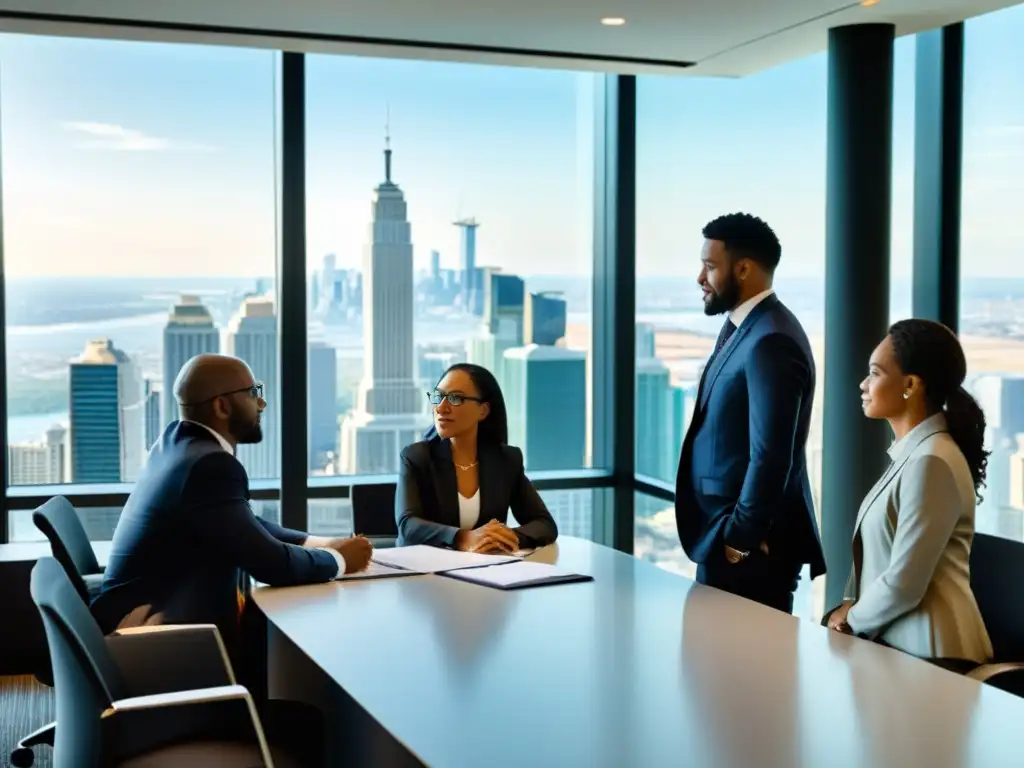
[703,274,741,316]
[229,410,263,444]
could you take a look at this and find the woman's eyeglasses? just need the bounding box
[426,391,483,407]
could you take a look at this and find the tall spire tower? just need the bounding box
[338,123,430,474]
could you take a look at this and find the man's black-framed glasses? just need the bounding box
[426,390,482,407]
[181,382,264,407]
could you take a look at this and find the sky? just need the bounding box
[0,4,1021,280]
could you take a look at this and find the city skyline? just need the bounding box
[0,4,1017,279]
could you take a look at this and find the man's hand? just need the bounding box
[327,535,373,573]
[723,541,769,564]
[454,520,518,553]
[827,600,855,633]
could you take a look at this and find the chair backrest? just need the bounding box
[351,483,398,537]
[33,496,101,604]
[31,557,128,766]
[970,532,1024,661]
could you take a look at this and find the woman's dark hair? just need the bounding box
[888,319,989,499]
[422,363,509,446]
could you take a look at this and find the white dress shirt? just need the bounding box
[182,420,346,578]
[728,287,775,330]
[458,490,481,530]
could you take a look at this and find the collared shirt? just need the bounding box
[183,419,234,454]
[887,412,948,462]
[182,419,346,578]
[728,287,775,330]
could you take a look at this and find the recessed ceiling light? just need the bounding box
[601,17,627,26]
[860,0,880,6]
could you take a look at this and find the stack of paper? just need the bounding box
[371,545,524,574]
[336,560,422,581]
[440,560,593,590]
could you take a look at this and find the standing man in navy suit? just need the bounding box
[676,213,826,613]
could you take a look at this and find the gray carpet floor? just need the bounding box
[0,675,54,768]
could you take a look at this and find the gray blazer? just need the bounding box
[844,413,993,663]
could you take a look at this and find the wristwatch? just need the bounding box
[724,545,750,564]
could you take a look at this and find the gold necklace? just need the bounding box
[454,460,478,471]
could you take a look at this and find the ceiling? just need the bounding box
[0,0,1017,76]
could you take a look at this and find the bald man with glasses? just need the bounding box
[92,353,372,658]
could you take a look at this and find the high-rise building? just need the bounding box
[467,270,526,389]
[9,424,66,485]
[454,217,480,314]
[339,131,430,474]
[418,347,459,390]
[144,379,162,449]
[503,344,587,471]
[524,291,568,346]
[225,296,279,479]
[309,341,339,470]
[69,338,146,483]
[636,357,673,482]
[636,322,657,359]
[162,294,220,426]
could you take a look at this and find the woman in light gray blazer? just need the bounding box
[826,319,993,668]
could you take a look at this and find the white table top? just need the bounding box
[255,536,1024,768]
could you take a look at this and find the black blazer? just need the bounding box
[396,436,558,549]
[91,421,338,642]
[675,294,826,578]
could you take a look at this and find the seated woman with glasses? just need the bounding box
[395,363,558,553]
[826,319,993,670]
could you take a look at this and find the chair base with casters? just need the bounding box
[9,722,54,767]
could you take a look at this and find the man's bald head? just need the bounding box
[173,354,265,446]
[174,354,255,410]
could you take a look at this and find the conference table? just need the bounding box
[254,537,1024,767]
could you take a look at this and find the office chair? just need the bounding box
[32,496,104,604]
[24,557,302,767]
[11,497,103,766]
[967,532,1024,697]
[351,482,398,544]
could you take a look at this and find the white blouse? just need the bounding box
[458,489,481,530]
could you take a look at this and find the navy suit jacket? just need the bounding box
[395,436,558,549]
[675,295,826,578]
[91,421,338,639]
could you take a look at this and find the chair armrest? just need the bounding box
[106,624,236,698]
[967,661,1024,684]
[103,685,274,767]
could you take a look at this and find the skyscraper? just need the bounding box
[162,294,220,427]
[339,130,430,474]
[467,270,525,391]
[454,217,480,314]
[69,338,146,483]
[524,291,568,346]
[635,357,672,482]
[225,296,279,479]
[8,424,66,485]
[503,344,587,471]
[144,379,162,449]
[309,341,339,471]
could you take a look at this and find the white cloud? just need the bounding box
[63,121,216,152]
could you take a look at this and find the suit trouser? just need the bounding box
[696,549,801,614]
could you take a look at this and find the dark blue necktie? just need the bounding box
[712,320,736,359]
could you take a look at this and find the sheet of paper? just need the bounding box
[337,561,422,580]
[372,545,521,574]
[447,560,585,588]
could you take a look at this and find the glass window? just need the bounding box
[960,4,1024,542]
[304,56,595,493]
[891,34,917,322]
[2,35,280,539]
[635,55,829,618]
